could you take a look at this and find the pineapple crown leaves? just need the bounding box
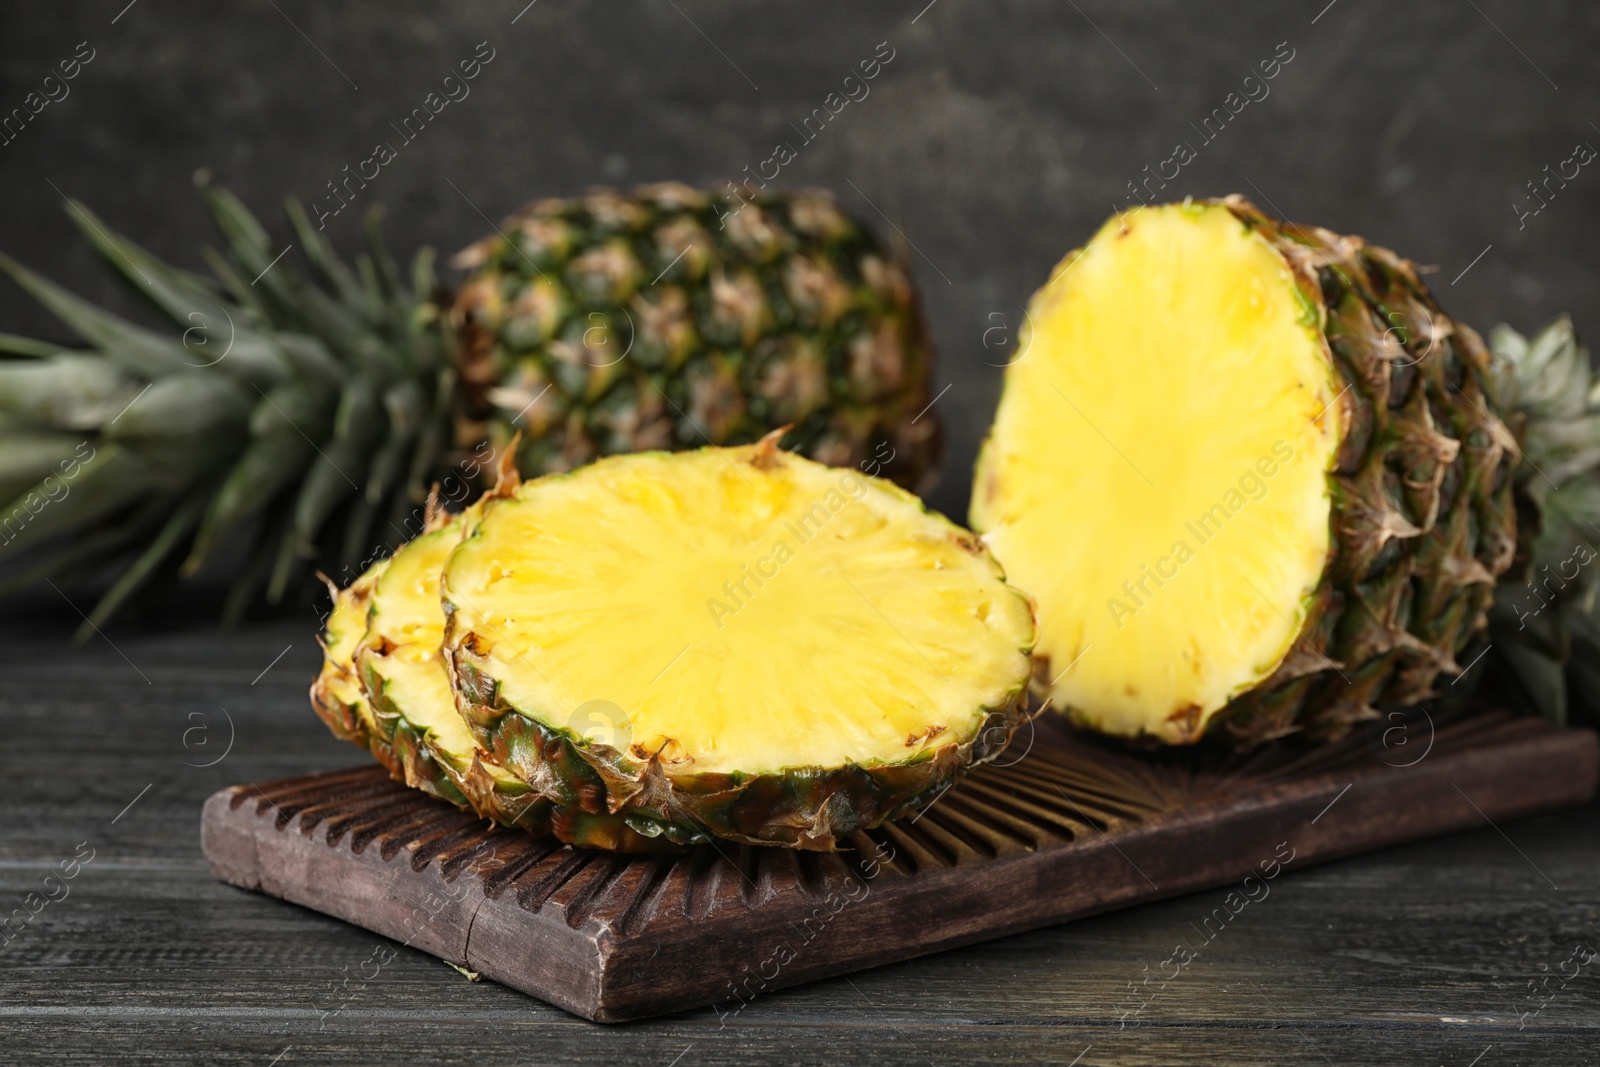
[1485,315,1600,725]
[0,175,452,639]
[1491,316,1600,496]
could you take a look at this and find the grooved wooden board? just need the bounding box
[200,708,1597,1023]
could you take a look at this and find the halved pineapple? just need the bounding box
[973,198,1518,746]
[443,437,1037,850]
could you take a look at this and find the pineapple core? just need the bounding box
[444,446,1035,775]
[972,202,1342,743]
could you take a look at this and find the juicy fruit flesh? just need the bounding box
[446,448,1035,775]
[972,203,1342,741]
[358,523,497,776]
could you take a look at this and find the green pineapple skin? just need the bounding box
[340,640,681,851]
[1211,197,1520,746]
[450,183,940,491]
[356,652,474,812]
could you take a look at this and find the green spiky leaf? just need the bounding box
[0,181,452,635]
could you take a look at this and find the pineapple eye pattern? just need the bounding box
[579,309,633,368]
[1379,306,1437,370]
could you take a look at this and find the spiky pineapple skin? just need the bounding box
[1213,197,1519,745]
[360,645,687,851]
[450,183,940,491]
[444,637,1032,852]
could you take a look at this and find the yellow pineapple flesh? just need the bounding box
[973,203,1343,742]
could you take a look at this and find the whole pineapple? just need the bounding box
[451,184,938,484]
[0,178,939,636]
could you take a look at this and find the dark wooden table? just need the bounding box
[4,610,1598,1065]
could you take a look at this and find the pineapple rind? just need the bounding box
[358,651,473,811]
[309,558,392,762]
[1217,197,1518,745]
[337,510,680,850]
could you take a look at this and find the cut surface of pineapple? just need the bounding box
[354,514,563,818]
[343,508,686,850]
[973,202,1343,742]
[444,441,1035,848]
[356,521,483,792]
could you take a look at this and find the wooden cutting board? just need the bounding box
[201,706,1597,1023]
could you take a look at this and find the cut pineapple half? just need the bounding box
[974,202,1343,742]
[974,198,1517,747]
[444,438,1036,850]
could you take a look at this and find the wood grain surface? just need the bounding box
[5,616,1600,1063]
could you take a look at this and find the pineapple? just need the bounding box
[442,435,1037,850]
[309,558,389,757]
[0,179,938,637]
[973,197,1521,746]
[313,473,676,850]
[451,184,938,486]
[353,508,484,813]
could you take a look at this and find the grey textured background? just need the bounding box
[0,0,1596,521]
